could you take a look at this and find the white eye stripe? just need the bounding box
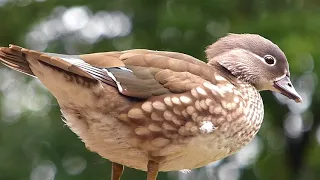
[251,53,276,66]
[251,53,267,63]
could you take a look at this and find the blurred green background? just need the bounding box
[0,0,319,180]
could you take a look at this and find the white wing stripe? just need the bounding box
[60,57,124,90]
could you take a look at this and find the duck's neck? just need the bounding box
[209,62,264,125]
[241,83,264,128]
[208,63,242,87]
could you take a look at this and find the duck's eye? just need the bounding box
[264,55,276,65]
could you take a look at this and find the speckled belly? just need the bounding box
[61,108,259,171]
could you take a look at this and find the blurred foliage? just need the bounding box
[0,0,320,180]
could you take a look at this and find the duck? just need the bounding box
[0,33,302,180]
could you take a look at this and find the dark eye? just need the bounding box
[264,55,276,65]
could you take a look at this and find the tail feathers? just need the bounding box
[0,45,93,79]
[0,45,35,76]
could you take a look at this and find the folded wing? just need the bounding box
[0,45,214,99]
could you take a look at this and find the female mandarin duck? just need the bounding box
[0,34,302,180]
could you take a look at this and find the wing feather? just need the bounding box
[78,50,215,98]
[1,45,215,99]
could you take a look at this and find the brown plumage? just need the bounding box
[0,33,301,180]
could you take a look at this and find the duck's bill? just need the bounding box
[273,76,302,103]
